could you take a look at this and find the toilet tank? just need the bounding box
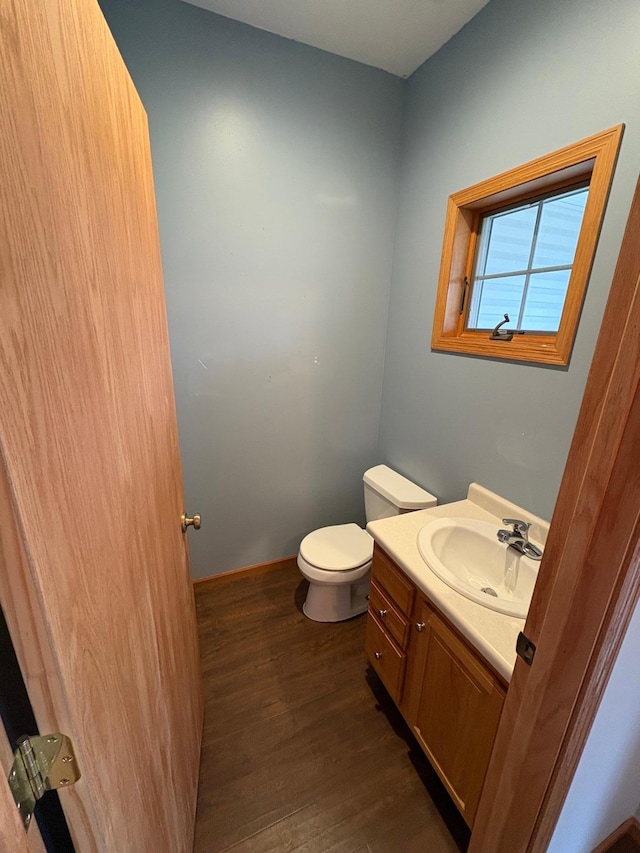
[363,465,437,522]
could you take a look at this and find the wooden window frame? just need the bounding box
[431,126,624,365]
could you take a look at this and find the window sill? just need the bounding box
[431,330,568,365]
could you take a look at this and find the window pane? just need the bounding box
[482,206,538,275]
[532,188,588,268]
[520,269,571,332]
[470,275,526,329]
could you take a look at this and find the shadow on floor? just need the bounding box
[294,578,308,614]
[366,666,471,853]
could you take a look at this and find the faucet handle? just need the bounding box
[502,518,530,537]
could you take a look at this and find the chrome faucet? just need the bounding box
[497,519,543,561]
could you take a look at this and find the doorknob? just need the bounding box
[181,513,201,532]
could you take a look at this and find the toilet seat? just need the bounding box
[299,523,373,571]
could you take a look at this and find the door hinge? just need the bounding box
[516,631,537,666]
[8,733,80,832]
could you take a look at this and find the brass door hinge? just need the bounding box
[8,734,80,832]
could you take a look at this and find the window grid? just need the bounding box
[467,186,588,333]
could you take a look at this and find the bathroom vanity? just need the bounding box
[365,484,548,828]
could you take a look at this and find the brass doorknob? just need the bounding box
[181,513,201,532]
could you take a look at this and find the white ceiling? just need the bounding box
[179,0,492,78]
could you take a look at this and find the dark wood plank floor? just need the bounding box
[193,561,470,853]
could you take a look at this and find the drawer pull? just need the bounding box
[415,622,426,632]
[374,651,382,660]
[377,609,388,619]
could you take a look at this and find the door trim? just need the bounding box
[470,176,640,852]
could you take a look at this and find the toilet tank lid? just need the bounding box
[363,465,437,509]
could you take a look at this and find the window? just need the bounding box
[431,126,623,365]
[468,185,589,333]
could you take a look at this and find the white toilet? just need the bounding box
[297,465,437,622]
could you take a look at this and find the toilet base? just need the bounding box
[302,575,370,622]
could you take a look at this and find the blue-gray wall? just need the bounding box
[378,0,640,520]
[99,0,405,577]
[101,0,640,577]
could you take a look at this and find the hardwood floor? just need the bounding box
[193,561,470,853]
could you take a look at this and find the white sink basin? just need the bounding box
[417,517,539,618]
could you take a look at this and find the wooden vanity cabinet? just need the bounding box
[366,544,506,828]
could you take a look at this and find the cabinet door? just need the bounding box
[410,601,505,827]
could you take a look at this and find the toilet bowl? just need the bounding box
[298,523,373,622]
[297,465,437,623]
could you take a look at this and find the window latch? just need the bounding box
[458,277,469,315]
[490,313,524,342]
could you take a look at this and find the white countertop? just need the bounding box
[366,483,549,683]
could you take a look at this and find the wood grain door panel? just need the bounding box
[0,1,202,849]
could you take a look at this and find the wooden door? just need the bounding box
[0,1,203,850]
[409,601,504,827]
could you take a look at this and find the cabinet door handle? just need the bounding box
[377,609,387,619]
[374,651,382,660]
[415,622,426,632]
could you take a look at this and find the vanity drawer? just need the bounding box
[371,545,415,617]
[365,613,407,704]
[369,581,410,649]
